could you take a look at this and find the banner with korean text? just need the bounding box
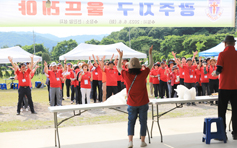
[0,0,235,27]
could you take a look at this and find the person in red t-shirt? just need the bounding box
[117,45,154,147]
[79,64,93,104]
[174,51,198,106]
[8,55,36,115]
[65,63,72,99]
[70,65,80,104]
[150,64,160,98]
[149,66,154,97]
[197,58,210,96]
[169,65,180,98]
[205,58,219,105]
[44,61,65,106]
[121,59,129,89]
[158,62,169,98]
[167,60,175,98]
[57,63,65,100]
[205,58,219,92]
[101,60,118,99]
[90,55,103,103]
[114,56,123,92]
[214,35,237,140]
[178,57,186,85]
[195,63,202,96]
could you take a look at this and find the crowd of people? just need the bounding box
[44,54,130,106]
[7,48,220,112]
[6,35,237,146]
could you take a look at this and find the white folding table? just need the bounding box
[49,103,152,148]
[49,96,220,148]
[149,96,218,142]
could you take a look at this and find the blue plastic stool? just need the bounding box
[1,83,7,90]
[13,83,18,90]
[202,117,227,144]
[35,81,41,88]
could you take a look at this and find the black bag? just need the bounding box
[36,82,42,88]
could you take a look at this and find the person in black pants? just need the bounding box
[214,35,237,140]
[8,55,36,115]
[66,63,72,99]
[106,86,118,99]
[205,58,219,105]
[158,62,169,98]
[153,84,159,98]
[101,61,119,99]
[159,80,169,98]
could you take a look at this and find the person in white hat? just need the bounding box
[44,60,66,106]
[116,45,154,148]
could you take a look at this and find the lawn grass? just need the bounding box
[0,113,129,133]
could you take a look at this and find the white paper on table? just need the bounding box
[104,88,127,105]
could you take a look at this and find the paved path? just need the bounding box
[0,113,236,148]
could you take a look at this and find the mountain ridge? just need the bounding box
[0,31,108,51]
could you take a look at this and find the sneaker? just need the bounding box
[67,97,70,99]
[128,141,133,148]
[192,102,196,106]
[71,101,74,104]
[31,112,37,114]
[16,112,20,115]
[140,142,147,147]
[20,108,23,112]
[62,98,65,100]
[26,108,29,112]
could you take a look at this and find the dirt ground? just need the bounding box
[0,98,220,122]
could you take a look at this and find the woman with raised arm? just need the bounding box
[117,45,154,148]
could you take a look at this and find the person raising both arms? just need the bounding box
[117,45,154,148]
[173,51,198,106]
[8,55,37,115]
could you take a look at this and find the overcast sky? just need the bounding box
[0,27,124,37]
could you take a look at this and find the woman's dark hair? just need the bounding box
[74,66,79,70]
[128,68,142,75]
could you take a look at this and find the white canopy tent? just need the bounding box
[0,46,42,63]
[59,42,147,60]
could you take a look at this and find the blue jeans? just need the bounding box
[127,103,149,136]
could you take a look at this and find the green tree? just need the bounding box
[51,39,78,61]
[5,70,10,78]
[42,53,51,63]
[10,70,15,76]
[1,45,9,49]
[85,39,100,45]
[99,38,116,45]
[196,41,206,52]
[22,43,48,56]
[160,35,186,57]
[0,66,3,78]
[118,30,128,41]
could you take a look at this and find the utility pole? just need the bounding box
[33,30,35,55]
